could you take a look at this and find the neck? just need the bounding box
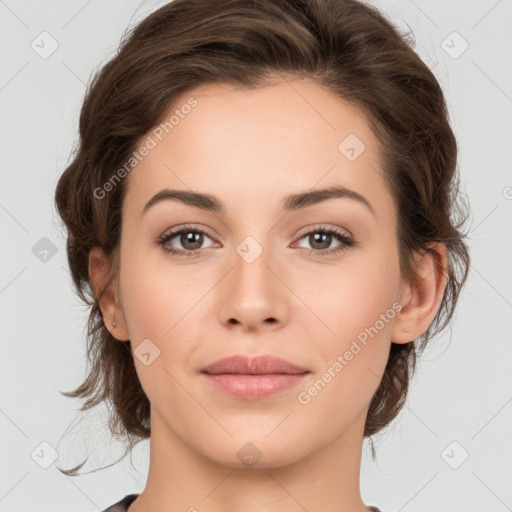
[129,408,371,512]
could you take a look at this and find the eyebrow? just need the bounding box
[141,185,376,217]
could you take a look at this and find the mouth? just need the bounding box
[200,354,310,400]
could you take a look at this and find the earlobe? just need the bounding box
[88,246,130,341]
[109,282,131,341]
[391,242,448,344]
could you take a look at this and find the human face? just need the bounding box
[118,77,402,468]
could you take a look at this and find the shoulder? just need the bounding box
[101,494,139,512]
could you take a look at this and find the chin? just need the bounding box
[198,434,309,470]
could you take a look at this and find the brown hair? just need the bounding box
[54,0,471,474]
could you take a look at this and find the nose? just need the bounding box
[217,242,289,332]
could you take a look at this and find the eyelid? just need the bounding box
[294,223,352,240]
[160,223,218,241]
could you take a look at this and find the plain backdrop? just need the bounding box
[1,0,511,511]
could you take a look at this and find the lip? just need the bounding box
[201,354,309,375]
[201,354,310,400]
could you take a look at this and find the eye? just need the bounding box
[157,225,217,258]
[294,225,356,257]
[156,224,357,259]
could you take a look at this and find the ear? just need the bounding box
[88,246,130,342]
[391,242,448,344]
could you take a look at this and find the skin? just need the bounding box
[89,77,447,512]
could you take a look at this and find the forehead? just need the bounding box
[124,78,393,223]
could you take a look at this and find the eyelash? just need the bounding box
[156,224,356,259]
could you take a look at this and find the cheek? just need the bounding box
[119,256,205,407]
[296,269,398,428]
[120,243,209,338]
[119,249,211,389]
[298,247,400,400]
[296,247,400,346]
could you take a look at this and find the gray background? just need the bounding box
[1,0,511,511]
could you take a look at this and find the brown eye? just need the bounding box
[157,226,217,258]
[179,231,204,250]
[307,232,332,250]
[295,226,356,257]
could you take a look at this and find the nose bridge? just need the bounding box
[231,232,275,299]
[229,208,278,284]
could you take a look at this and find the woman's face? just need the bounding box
[117,78,408,468]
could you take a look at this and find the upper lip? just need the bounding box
[201,355,309,375]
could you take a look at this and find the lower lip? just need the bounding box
[202,373,309,400]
